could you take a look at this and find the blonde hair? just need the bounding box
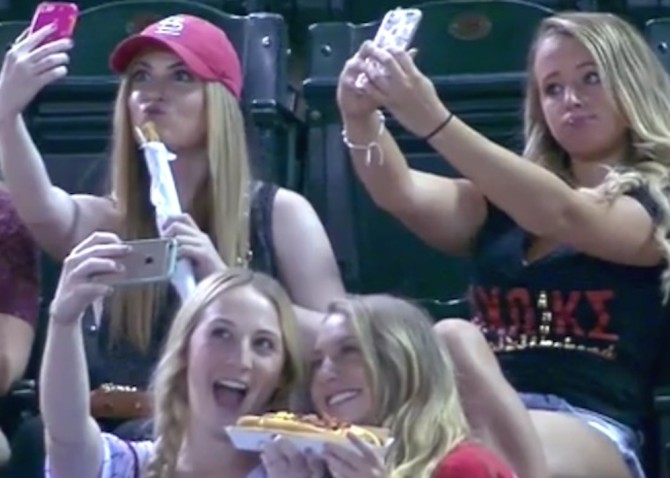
[524,12,670,297]
[109,80,252,351]
[328,295,470,478]
[145,269,305,478]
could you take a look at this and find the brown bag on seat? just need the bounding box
[90,383,152,420]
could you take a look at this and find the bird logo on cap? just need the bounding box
[154,15,186,36]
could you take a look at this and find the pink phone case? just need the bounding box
[29,2,79,45]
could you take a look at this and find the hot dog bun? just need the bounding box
[235,412,388,446]
[141,121,160,142]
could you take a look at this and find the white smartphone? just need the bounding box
[355,7,423,88]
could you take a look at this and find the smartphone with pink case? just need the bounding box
[28,2,79,46]
[355,8,423,88]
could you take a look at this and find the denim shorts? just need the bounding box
[520,393,645,478]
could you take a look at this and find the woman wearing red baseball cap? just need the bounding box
[0,13,344,478]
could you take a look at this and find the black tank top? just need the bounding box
[82,182,280,389]
[470,187,669,430]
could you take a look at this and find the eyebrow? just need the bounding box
[311,335,357,358]
[540,60,596,83]
[208,317,281,338]
[208,317,236,329]
[337,335,357,345]
[256,329,281,340]
[329,335,358,349]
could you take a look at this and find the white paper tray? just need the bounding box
[225,426,392,455]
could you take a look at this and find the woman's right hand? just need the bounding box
[261,436,324,478]
[337,42,381,122]
[0,25,72,122]
[50,232,130,326]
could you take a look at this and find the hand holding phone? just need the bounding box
[96,238,178,287]
[28,2,79,46]
[0,3,76,122]
[355,8,423,88]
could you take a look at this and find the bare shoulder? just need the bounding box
[270,187,344,309]
[272,187,325,230]
[273,187,315,215]
[272,186,331,236]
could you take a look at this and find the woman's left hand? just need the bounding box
[162,213,225,281]
[323,432,388,478]
[356,42,449,138]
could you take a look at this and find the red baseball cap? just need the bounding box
[109,14,243,99]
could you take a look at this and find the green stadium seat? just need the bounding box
[618,1,669,29]
[0,19,26,50]
[645,17,670,75]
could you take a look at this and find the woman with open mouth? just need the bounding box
[40,231,308,478]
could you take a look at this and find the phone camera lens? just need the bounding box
[145,256,154,265]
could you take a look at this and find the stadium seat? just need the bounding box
[645,17,670,74]
[0,19,26,50]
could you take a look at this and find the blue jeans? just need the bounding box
[520,393,645,478]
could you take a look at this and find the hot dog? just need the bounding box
[141,122,160,142]
[134,121,161,145]
[235,412,388,446]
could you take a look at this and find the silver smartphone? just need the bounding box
[96,237,178,287]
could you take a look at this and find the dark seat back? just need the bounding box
[645,17,670,73]
[620,1,670,28]
[647,19,670,474]
[69,0,301,186]
[0,19,26,49]
[70,0,290,106]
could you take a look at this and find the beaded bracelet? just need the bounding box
[341,110,386,166]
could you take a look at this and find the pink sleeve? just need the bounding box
[433,443,517,478]
[0,190,39,327]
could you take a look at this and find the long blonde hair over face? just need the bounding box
[327,295,470,478]
[145,269,305,478]
[108,80,251,351]
[524,12,670,297]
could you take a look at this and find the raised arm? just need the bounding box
[271,188,346,354]
[336,52,487,255]
[41,232,131,478]
[359,44,661,267]
[0,27,118,259]
[273,188,345,309]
